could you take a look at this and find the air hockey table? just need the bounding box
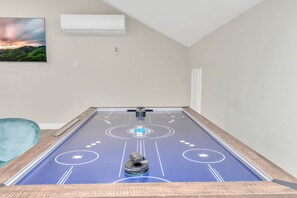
[0,107,296,197]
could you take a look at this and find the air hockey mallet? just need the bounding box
[124,152,149,176]
[127,107,153,122]
[135,107,146,122]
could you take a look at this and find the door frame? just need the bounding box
[191,68,202,113]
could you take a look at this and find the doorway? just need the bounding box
[191,68,202,113]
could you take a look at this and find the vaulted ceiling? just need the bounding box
[102,0,264,47]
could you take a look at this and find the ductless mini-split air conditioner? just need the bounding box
[60,14,126,36]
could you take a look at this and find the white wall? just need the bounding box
[0,0,189,123]
[189,0,297,177]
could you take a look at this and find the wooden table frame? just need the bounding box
[0,107,296,197]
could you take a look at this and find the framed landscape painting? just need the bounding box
[0,17,47,62]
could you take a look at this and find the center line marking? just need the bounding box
[155,141,165,176]
[143,140,146,157]
[148,113,152,123]
[140,141,142,155]
[118,142,127,177]
[169,119,175,124]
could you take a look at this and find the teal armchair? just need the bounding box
[0,118,40,167]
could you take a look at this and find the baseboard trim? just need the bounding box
[38,123,65,130]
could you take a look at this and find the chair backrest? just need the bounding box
[0,118,40,167]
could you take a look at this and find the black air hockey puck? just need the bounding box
[124,152,149,176]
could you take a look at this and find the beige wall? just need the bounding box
[0,0,189,123]
[189,0,297,177]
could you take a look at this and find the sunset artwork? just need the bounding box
[0,18,46,62]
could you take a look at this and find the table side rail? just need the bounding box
[96,107,183,112]
[4,108,97,186]
[1,181,297,197]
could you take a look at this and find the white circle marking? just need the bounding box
[55,150,99,166]
[183,149,225,164]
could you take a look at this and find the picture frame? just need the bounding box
[0,17,47,62]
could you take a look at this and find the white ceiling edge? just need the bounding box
[101,0,264,47]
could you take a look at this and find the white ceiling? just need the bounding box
[102,0,263,47]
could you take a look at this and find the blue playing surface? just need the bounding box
[16,109,264,184]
